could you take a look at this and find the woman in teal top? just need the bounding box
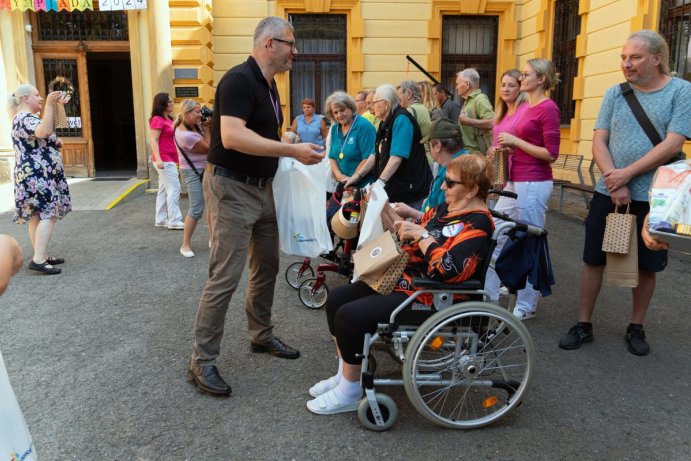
[290,98,328,148]
[324,91,376,185]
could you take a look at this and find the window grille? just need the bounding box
[441,16,498,105]
[551,0,580,125]
[36,10,128,41]
[42,59,82,137]
[288,14,347,121]
[659,0,691,81]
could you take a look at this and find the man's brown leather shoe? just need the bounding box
[250,337,300,359]
[187,363,231,396]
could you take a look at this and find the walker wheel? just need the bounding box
[298,278,329,309]
[357,394,398,431]
[285,262,314,289]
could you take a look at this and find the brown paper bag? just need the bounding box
[602,204,635,254]
[354,230,402,284]
[605,220,639,287]
[368,252,409,295]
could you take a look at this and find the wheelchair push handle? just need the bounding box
[488,189,517,200]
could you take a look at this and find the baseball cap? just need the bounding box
[429,118,462,141]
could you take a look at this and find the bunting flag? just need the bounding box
[56,0,71,11]
[0,0,144,11]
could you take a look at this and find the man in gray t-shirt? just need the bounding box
[559,30,691,357]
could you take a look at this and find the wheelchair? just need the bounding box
[355,201,548,431]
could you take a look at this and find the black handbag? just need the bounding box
[173,127,204,182]
[619,83,685,164]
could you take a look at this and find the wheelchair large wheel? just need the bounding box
[403,302,535,429]
[298,278,329,309]
[357,393,398,431]
[285,262,314,290]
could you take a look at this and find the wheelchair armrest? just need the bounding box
[411,277,483,291]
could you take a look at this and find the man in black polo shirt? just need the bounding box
[188,17,324,396]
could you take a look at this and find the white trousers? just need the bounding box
[154,162,183,226]
[485,180,552,313]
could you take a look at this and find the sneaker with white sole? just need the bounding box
[306,389,359,415]
[513,308,536,320]
[309,376,339,397]
[168,222,184,230]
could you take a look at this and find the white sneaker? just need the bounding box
[308,376,339,397]
[180,248,195,258]
[155,222,168,228]
[513,308,536,320]
[168,222,184,230]
[306,389,359,415]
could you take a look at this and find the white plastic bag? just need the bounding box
[273,157,333,257]
[0,351,37,461]
[357,180,388,250]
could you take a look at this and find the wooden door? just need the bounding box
[34,52,93,177]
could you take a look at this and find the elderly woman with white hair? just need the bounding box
[324,91,376,185]
[346,84,431,208]
[7,84,72,275]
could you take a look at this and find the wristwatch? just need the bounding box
[418,231,430,242]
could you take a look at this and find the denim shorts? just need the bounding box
[180,168,205,220]
[583,192,667,272]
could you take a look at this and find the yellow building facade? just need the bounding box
[1,0,688,181]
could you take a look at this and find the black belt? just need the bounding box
[207,164,273,189]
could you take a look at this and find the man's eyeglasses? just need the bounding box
[272,37,297,50]
[444,176,463,189]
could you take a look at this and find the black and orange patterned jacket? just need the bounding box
[394,204,494,305]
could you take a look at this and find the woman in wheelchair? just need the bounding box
[307,154,495,415]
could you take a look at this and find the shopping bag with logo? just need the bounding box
[602,204,636,254]
[353,230,402,284]
[0,352,37,461]
[356,180,388,250]
[606,220,639,287]
[273,157,333,257]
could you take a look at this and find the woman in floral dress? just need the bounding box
[8,84,72,275]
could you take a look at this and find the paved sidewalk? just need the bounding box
[0,192,689,460]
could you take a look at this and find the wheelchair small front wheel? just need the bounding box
[285,262,314,290]
[357,394,398,431]
[298,278,329,309]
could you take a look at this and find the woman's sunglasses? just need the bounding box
[444,177,462,188]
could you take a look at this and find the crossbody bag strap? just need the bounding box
[173,127,203,180]
[619,82,663,146]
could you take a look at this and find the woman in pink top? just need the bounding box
[149,92,184,230]
[489,60,561,320]
[173,100,211,258]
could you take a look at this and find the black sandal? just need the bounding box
[46,257,65,265]
[28,260,62,275]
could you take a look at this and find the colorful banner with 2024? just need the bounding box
[0,0,147,11]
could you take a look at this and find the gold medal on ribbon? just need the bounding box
[339,152,344,159]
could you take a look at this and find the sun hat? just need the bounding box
[330,205,359,240]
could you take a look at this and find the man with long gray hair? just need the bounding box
[559,30,690,356]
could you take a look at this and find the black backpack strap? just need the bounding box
[619,82,662,146]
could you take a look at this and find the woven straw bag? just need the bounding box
[602,204,636,254]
